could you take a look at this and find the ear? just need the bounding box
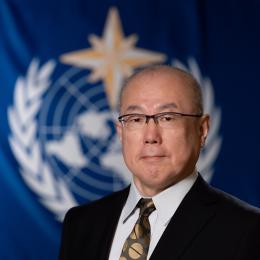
[116,122,123,143]
[199,114,210,147]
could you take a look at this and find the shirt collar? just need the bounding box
[122,180,143,223]
[153,171,198,225]
[122,170,198,224]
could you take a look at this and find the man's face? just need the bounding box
[117,71,209,196]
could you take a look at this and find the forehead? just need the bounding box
[120,70,196,113]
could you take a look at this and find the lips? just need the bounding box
[141,155,165,158]
[140,151,166,160]
[140,155,166,164]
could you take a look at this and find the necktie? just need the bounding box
[120,198,156,260]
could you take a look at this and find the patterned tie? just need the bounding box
[120,198,156,260]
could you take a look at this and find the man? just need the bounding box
[59,65,260,260]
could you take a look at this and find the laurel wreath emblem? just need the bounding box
[8,59,77,221]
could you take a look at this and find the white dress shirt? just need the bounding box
[108,171,198,260]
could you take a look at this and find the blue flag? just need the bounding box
[1,1,260,259]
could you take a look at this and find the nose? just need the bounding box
[143,119,162,144]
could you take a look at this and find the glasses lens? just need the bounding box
[123,114,146,129]
[157,113,179,128]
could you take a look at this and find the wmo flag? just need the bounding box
[1,0,260,259]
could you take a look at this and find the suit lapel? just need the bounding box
[98,187,130,260]
[150,176,218,260]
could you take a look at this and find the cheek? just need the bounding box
[164,128,200,159]
[163,128,186,148]
[122,131,142,157]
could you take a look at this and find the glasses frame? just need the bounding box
[118,111,203,128]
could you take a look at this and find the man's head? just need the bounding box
[117,65,209,196]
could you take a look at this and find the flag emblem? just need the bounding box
[7,7,222,221]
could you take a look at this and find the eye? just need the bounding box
[127,115,145,123]
[159,114,176,122]
[129,117,141,122]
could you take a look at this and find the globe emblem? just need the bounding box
[38,67,130,204]
[8,58,222,220]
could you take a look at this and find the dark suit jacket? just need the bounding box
[59,175,260,260]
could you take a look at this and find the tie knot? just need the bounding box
[138,198,156,217]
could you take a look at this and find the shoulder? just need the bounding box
[64,186,129,223]
[209,185,260,257]
[197,175,260,221]
[190,175,260,250]
[213,186,260,213]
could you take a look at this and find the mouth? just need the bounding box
[141,155,166,161]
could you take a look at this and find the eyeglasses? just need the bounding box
[118,112,203,130]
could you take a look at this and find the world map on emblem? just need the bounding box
[39,67,131,204]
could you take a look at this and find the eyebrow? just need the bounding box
[124,102,178,113]
[124,105,143,113]
[157,102,178,110]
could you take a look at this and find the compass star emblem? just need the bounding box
[60,7,166,108]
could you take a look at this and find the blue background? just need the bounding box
[1,0,260,259]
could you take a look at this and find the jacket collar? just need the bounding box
[150,175,218,260]
[99,187,130,260]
